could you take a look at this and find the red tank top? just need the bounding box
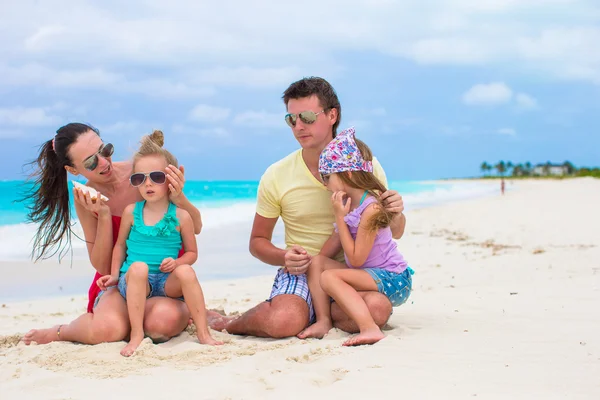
[86,214,185,313]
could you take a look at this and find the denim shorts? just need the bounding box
[118,272,184,301]
[364,267,413,307]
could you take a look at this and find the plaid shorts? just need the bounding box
[267,268,315,323]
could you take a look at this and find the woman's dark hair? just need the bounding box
[22,123,100,261]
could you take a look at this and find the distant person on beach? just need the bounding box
[96,131,221,356]
[501,178,506,195]
[300,127,413,346]
[22,123,202,346]
[208,77,407,338]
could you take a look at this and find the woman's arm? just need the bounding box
[175,209,198,266]
[73,189,114,276]
[166,165,202,234]
[336,204,379,267]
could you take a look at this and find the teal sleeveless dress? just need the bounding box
[120,201,182,274]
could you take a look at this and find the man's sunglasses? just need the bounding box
[285,109,327,127]
[129,171,167,187]
[83,143,114,171]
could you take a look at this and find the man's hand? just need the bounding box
[380,190,404,214]
[284,245,311,275]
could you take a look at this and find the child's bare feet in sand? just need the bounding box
[297,320,333,339]
[23,325,61,345]
[342,328,385,347]
[197,331,223,346]
[120,333,144,357]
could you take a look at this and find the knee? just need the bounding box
[128,262,149,278]
[144,301,187,341]
[366,293,393,327]
[319,269,337,292]
[265,307,308,338]
[173,264,196,281]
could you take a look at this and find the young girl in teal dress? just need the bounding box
[97,131,222,356]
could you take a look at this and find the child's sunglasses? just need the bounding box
[129,171,167,187]
[285,110,327,127]
[83,143,114,171]
[320,173,330,184]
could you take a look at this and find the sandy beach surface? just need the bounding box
[1,178,599,399]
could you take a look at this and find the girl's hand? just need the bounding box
[97,275,118,291]
[166,165,186,205]
[160,257,177,273]
[73,187,110,217]
[331,191,351,219]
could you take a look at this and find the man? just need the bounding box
[208,77,406,338]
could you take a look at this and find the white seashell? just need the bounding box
[72,181,109,202]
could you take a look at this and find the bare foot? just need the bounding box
[23,325,60,345]
[207,312,236,332]
[342,328,385,347]
[120,333,144,357]
[197,332,224,346]
[297,320,333,339]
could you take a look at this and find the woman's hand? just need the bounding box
[166,164,186,205]
[73,187,110,217]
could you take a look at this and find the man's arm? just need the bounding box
[249,214,286,266]
[390,212,406,240]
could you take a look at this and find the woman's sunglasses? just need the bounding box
[83,143,114,171]
[130,171,167,187]
[285,110,327,127]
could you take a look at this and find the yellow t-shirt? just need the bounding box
[256,149,388,263]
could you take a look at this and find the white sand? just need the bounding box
[1,178,599,399]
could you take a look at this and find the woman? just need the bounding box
[22,123,202,345]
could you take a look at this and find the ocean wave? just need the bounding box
[0,181,499,260]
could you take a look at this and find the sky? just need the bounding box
[1,0,599,181]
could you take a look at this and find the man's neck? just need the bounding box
[301,147,323,172]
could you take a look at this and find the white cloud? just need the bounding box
[233,111,282,128]
[172,124,229,137]
[0,106,61,127]
[515,93,540,110]
[188,105,231,122]
[0,0,597,89]
[462,82,513,105]
[497,128,517,136]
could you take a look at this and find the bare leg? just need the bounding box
[164,265,222,346]
[298,256,346,339]
[144,297,189,343]
[331,291,392,333]
[23,288,129,345]
[208,295,309,338]
[320,269,385,346]
[121,262,150,357]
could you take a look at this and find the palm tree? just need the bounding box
[563,161,576,175]
[506,161,514,176]
[524,162,532,176]
[495,161,507,176]
[512,164,524,177]
[480,162,491,177]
